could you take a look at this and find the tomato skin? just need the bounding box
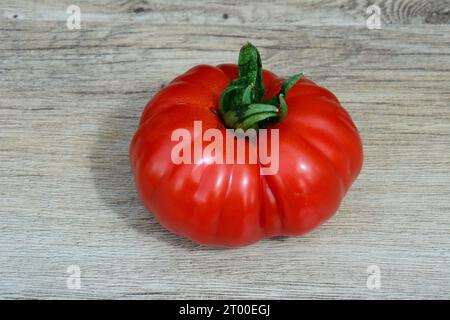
[130,64,363,247]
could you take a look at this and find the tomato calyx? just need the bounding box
[219,42,303,130]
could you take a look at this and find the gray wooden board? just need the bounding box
[0,0,449,299]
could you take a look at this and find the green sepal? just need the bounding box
[219,43,303,130]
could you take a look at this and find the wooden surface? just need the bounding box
[1,0,450,299]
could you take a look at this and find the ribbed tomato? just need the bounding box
[130,43,363,247]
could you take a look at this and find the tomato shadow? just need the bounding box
[89,94,215,251]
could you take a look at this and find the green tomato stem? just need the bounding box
[219,42,303,130]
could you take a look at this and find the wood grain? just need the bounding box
[0,0,449,299]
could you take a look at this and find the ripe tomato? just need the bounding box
[130,43,363,247]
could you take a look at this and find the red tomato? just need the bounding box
[130,43,363,247]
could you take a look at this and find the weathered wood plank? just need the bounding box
[1,0,450,299]
[3,0,450,25]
